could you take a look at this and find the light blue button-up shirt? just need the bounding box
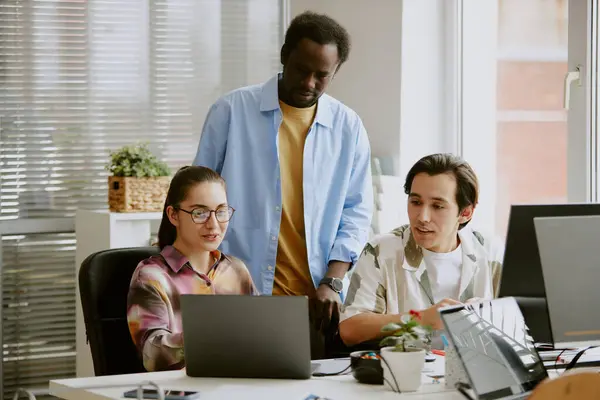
[193,74,373,295]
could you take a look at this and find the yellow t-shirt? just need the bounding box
[272,100,316,296]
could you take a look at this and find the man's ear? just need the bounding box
[280,44,289,66]
[459,205,474,225]
[166,205,180,227]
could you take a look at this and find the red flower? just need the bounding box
[409,310,421,320]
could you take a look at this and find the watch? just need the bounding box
[319,277,344,293]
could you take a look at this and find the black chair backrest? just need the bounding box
[79,246,160,376]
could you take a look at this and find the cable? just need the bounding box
[565,346,598,371]
[375,355,401,393]
[554,348,570,371]
[455,382,475,400]
[312,354,402,393]
[311,365,351,377]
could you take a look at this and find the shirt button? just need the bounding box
[275,206,281,212]
[271,235,276,241]
[267,265,273,271]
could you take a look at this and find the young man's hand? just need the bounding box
[420,298,462,330]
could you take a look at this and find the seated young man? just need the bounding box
[339,153,504,347]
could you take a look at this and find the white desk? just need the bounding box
[50,358,463,400]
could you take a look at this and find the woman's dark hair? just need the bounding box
[282,11,351,66]
[404,153,479,229]
[157,166,225,249]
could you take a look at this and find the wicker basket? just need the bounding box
[108,176,170,212]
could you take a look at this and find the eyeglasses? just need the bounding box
[175,205,235,224]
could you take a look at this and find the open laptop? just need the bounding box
[440,297,548,400]
[534,215,600,349]
[181,294,313,379]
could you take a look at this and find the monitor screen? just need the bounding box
[440,298,548,400]
[499,203,600,298]
[498,203,600,344]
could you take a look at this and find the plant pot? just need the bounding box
[380,346,426,392]
[108,176,170,212]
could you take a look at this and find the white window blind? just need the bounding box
[1,233,76,400]
[0,0,282,397]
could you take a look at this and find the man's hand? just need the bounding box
[315,283,342,304]
[420,298,462,330]
[310,284,341,335]
[309,260,349,335]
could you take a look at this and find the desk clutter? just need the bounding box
[349,351,383,385]
[49,357,455,400]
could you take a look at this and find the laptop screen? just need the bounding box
[440,297,548,400]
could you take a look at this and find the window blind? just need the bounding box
[1,232,77,400]
[0,0,282,397]
[0,0,282,220]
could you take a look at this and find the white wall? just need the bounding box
[290,0,403,175]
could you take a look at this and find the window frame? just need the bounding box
[445,0,598,235]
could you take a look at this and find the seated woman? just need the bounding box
[127,165,257,372]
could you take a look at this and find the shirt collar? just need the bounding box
[401,229,426,280]
[399,226,482,300]
[400,226,479,284]
[260,73,334,129]
[160,245,222,273]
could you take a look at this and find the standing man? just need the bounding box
[193,11,373,342]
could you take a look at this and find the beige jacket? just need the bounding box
[340,224,504,322]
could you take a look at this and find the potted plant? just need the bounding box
[379,310,433,392]
[106,143,171,212]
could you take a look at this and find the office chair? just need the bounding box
[78,246,159,376]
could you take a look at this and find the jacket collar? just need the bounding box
[259,73,334,129]
[400,226,481,303]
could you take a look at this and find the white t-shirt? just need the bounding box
[422,245,463,303]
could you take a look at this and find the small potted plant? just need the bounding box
[379,310,433,392]
[106,143,171,212]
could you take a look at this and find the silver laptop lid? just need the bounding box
[439,297,547,399]
[534,215,600,348]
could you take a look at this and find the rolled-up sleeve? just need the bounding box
[127,276,184,372]
[340,242,387,322]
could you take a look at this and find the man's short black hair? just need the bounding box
[283,11,351,65]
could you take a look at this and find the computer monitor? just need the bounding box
[534,215,600,348]
[498,203,600,345]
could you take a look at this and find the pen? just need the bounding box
[441,334,449,348]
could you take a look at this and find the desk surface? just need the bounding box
[50,358,463,400]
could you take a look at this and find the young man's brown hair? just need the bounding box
[404,153,479,229]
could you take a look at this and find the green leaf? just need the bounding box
[381,323,402,332]
[106,142,171,177]
[379,336,398,347]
